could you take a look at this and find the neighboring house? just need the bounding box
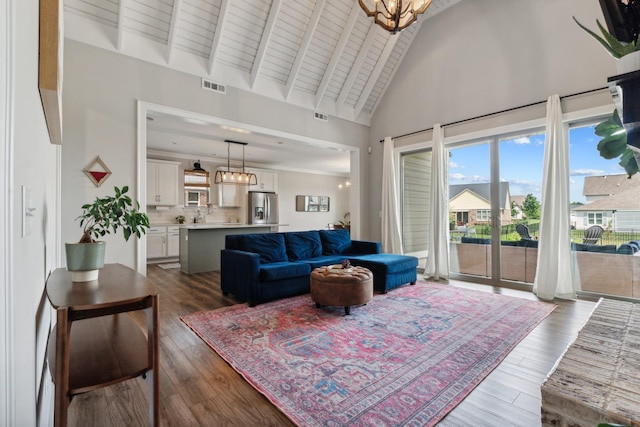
[569,202,584,230]
[449,183,512,226]
[511,195,526,220]
[574,174,640,231]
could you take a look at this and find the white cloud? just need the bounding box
[570,168,605,176]
[450,173,465,180]
[449,161,463,169]
[513,137,531,145]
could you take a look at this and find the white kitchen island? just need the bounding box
[178,223,287,274]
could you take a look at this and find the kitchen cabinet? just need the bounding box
[147,226,181,259]
[147,227,167,258]
[179,225,273,273]
[217,182,244,207]
[249,170,277,192]
[147,159,180,206]
[167,226,180,257]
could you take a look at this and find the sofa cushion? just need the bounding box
[351,253,419,274]
[572,243,617,253]
[617,244,635,255]
[461,237,491,244]
[260,262,310,281]
[298,255,351,270]
[319,229,352,255]
[284,231,322,261]
[237,233,288,263]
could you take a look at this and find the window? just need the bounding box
[586,212,603,225]
[184,169,210,207]
[401,150,432,270]
[455,211,469,225]
[477,210,491,221]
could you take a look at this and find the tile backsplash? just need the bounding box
[146,204,242,224]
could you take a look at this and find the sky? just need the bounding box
[447,123,627,204]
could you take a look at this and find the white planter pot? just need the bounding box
[617,50,640,74]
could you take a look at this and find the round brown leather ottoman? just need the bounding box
[310,265,373,315]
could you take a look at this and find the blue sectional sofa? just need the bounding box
[221,229,418,306]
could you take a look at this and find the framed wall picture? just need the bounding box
[296,195,330,212]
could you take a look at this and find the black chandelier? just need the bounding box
[213,140,258,185]
[358,0,433,34]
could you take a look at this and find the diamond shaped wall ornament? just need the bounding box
[83,156,112,187]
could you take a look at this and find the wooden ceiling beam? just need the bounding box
[284,0,326,100]
[251,0,283,89]
[314,5,360,110]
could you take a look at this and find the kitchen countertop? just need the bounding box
[150,223,288,229]
[181,223,288,229]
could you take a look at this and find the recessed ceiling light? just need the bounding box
[221,125,250,134]
[183,117,209,126]
[170,141,178,145]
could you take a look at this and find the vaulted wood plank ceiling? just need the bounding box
[64,0,462,125]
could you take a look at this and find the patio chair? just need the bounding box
[583,225,604,245]
[516,224,535,241]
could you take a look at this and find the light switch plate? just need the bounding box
[22,186,33,237]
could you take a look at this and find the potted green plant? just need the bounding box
[594,109,639,177]
[573,16,640,73]
[176,215,186,224]
[337,212,351,231]
[66,186,150,282]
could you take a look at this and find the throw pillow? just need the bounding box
[284,231,322,261]
[238,233,288,264]
[319,229,352,255]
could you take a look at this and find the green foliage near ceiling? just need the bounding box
[573,17,640,59]
[595,109,639,177]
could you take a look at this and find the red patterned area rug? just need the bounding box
[181,281,555,426]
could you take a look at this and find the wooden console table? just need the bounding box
[46,263,159,426]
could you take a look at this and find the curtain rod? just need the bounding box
[379,86,609,143]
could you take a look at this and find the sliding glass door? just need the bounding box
[448,141,492,280]
[402,129,546,288]
[401,151,432,270]
[569,122,640,300]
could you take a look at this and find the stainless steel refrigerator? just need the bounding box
[248,191,279,224]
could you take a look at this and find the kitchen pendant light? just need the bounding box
[214,140,258,185]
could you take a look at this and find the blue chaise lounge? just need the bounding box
[221,229,418,306]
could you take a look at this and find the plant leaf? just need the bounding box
[597,133,628,159]
[620,148,640,177]
[596,19,628,56]
[573,17,622,58]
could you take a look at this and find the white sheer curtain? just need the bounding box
[425,124,450,280]
[381,136,403,254]
[534,94,576,300]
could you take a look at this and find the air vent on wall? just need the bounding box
[201,78,226,94]
[314,111,328,122]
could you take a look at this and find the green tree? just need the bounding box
[522,194,541,219]
[511,201,517,217]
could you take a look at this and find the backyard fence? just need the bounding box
[467,222,639,246]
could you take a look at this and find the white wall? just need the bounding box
[276,171,350,232]
[6,0,61,425]
[367,0,615,242]
[62,39,372,270]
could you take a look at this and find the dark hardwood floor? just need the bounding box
[67,264,596,426]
